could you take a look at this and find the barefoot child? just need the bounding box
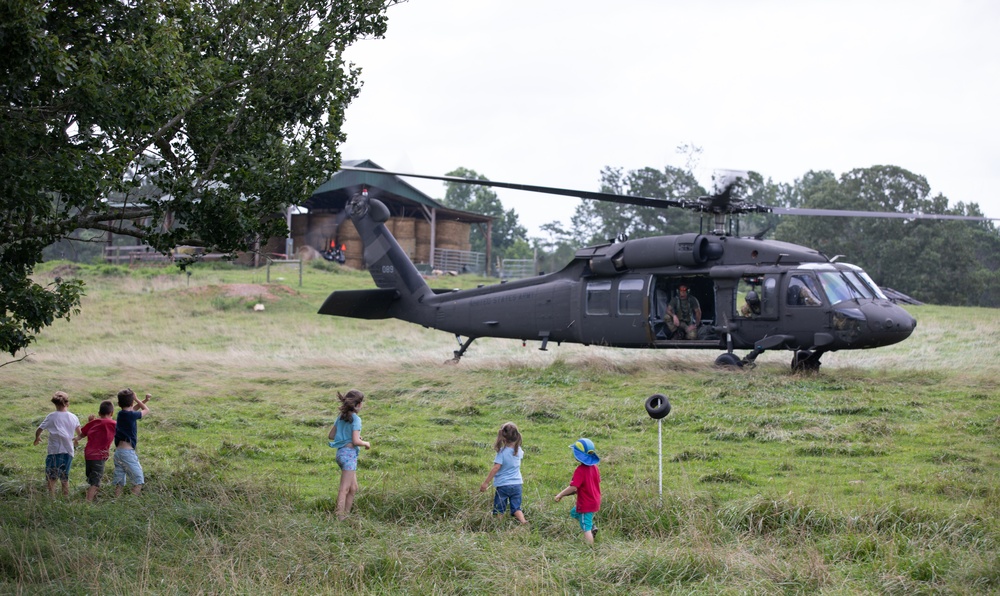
[328,390,371,520]
[76,400,117,502]
[480,422,527,524]
[554,437,602,544]
[34,391,81,497]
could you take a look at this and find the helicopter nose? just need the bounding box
[872,304,917,344]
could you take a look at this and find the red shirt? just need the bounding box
[80,418,117,461]
[570,463,602,513]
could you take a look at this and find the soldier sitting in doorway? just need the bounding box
[666,285,701,340]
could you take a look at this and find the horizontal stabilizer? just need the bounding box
[318,289,399,319]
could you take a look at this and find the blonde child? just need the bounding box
[480,422,527,524]
[554,437,602,544]
[34,391,81,497]
[328,390,371,520]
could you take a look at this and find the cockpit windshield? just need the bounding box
[856,270,889,300]
[816,270,885,304]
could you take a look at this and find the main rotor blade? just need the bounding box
[340,167,998,222]
[339,166,689,210]
[771,207,1000,221]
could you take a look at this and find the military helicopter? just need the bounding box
[315,166,974,371]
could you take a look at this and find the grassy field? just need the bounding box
[1,261,998,594]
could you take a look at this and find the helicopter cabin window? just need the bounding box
[617,278,645,316]
[586,281,612,315]
[737,275,778,319]
[787,274,823,307]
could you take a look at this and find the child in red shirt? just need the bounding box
[75,400,117,502]
[554,437,602,544]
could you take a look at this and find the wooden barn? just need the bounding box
[291,160,494,272]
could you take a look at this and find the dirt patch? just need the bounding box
[185,284,298,302]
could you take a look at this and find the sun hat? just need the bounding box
[571,438,600,466]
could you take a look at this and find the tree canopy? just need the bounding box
[439,167,529,267]
[0,0,398,357]
[569,165,706,245]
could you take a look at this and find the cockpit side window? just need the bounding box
[787,274,823,306]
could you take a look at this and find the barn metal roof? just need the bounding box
[307,159,491,223]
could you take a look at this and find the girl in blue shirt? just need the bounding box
[480,422,527,524]
[328,389,370,520]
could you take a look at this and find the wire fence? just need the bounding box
[433,249,486,275]
[499,258,536,281]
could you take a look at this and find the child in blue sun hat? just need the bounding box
[554,437,602,544]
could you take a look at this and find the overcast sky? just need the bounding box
[339,0,1000,237]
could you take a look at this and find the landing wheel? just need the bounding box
[791,350,822,372]
[715,353,743,368]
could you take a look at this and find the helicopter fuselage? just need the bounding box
[318,193,917,370]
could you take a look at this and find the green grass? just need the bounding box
[1,261,998,593]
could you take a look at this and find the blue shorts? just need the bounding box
[45,453,73,481]
[570,506,596,532]
[336,446,359,471]
[492,484,523,516]
[113,449,145,486]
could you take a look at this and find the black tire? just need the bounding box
[645,393,671,419]
[792,350,813,372]
[714,353,743,368]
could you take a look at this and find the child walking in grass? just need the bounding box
[75,400,117,502]
[554,437,602,544]
[113,388,151,497]
[480,422,528,524]
[34,391,81,497]
[328,389,371,520]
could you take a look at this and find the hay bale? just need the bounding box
[394,218,416,240]
[296,245,322,261]
[290,214,309,236]
[415,219,432,263]
[338,218,361,242]
[342,239,364,264]
[436,219,469,247]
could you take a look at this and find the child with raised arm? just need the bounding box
[554,437,602,544]
[76,400,117,502]
[480,422,527,524]
[34,391,81,497]
[328,390,370,520]
[112,388,150,497]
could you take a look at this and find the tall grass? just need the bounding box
[1,262,998,593]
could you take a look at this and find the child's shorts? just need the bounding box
[492,484,523,515]
[45,453,73,481]
[570,506,595,532]
[85,459,107,487]
[336,446,359,471]
[112,449,145,486]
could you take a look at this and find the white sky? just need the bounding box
[339,0,1000,237]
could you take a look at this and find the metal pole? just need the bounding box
[658,418,663,502]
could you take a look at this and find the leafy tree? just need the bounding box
[0,0,397,357]
[570,165,706,245]
[440,168,528,265]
